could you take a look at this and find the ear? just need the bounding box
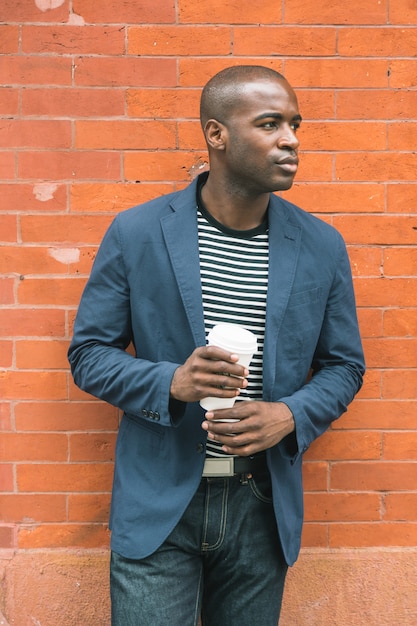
[203,119,227,151]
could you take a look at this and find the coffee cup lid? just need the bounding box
[207,323,257,353]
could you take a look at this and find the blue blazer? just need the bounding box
[68,175,365,566]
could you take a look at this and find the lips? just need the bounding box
[275,157,299,174]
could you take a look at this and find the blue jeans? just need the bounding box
[111,470,288,626]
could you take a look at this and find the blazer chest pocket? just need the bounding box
[279,286,326,359]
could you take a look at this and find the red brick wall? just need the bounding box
[1,0,417,619]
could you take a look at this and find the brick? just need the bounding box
[0,433,67,462]
[75,120,176,150]
[304,493,381,522]
[233,26,336,56]
[383,370,417,400]
[0,341,13,368]
[331,462,417,491]
[18,523,110,549]
[0,309,65,338]
[0,371,67,401]
[0,403,12,431]
[0,87,19,115]
[347,247,383,277]
[128,25,231,55]
[18,150,121,181]
[388,122,417,150]
[0,152,15,180]
[0,247,71,276]
[20,215,113,244]
[22,87,125,117]
[300,121,386,151]
[383,432,417,461]
[338,28,417,57]
[329,522,417,548]
[17,277,86,306]
[305,431,381,462]
[75,57,176,87]
[124,150,208,183]
[301,523,327,548]
[0,464,14,491]
[383,309,417,337]
[127,88,201,119]
[284,183,384,214]
[0,184,67,213]
[337,89,417,120]
[337,151,417,181]
[177,121,206,150]
[0,25,19,53]
[363,338,417,368]
[0,494,67,523]
[179,57,284,87]
[357,308,383,338]
[72,0,175,23]
[341,400,417,430]
[70,183,174,213]
[390,0,417,24]
[288,153,334,183]
[0,215,17,242]
[354,278,417,307]
[16,340,70,369]
[302,461,328,491]
[356,370,381,399]
[0,0,69,22]
[383,248,417,277]
[384,494,417,521]
[284,0,386,24]
[68,493,111,522]
[0,279,15,305]
[387,183,417,213]
[14,401,119,432]
[0,56,72,86]
[22,25,125,55]
[17,463,113,492]
[0,525,16,549]
[285,59,389,89]
[0,119,71,149]
[69,433,117,462]
[66,247,97,275]
[390,60,417,88]
[333,216,417,245]
[179,0,282,24]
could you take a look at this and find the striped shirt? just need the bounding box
[197,196,269,458]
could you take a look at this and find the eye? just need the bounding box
[262,121,278,129]
[291,122,301,132]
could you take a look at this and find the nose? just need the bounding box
[278,124,299,150]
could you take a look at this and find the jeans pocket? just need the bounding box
[248,472,273,504]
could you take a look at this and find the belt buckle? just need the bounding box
[202,457,234,477]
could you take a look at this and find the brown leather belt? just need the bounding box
[202,454,268,477]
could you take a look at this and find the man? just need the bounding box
[68,65,365,625]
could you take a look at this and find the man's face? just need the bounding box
[220,79,301,195]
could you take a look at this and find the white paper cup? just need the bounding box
[200,323,257,412]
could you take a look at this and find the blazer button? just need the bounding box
[141,409,148,417]
[154,412,160,421]
[196,443,204,453]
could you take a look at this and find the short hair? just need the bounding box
[200,65,287,128]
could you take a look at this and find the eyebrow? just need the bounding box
[253,112,303,123]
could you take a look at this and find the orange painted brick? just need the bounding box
[285,183,384,214]
[301,121,386,151]
[0,371,67,401]
[0,279,15,305]
[0,403,12,431]
[0,433,68,462]
[70,183,174,213]
[338,27,417,57]
[177,121,206,150]
[0,341,13,368]
[383,309,417,337]
[0,494,67,523]
[0,309,65,338]
[124,151,208,183]
[384,494,417,521]
[68,493,111,522]
[179,0,282,24]
[16,340,70,370]
[69,433,117,462]
[387,183,417,213]
[0,0,69,22]
[302,461,328,491]
[342,400,417,430]
[356,370,381,399]
[383,370,417,400]
[300,523,327,548]
[329,522,417,548]
[17,277,86,306]
[20,215,113,244]
[364,338,417,368]
[356,308,383,338]
[383,432,417,461]
[304,493,381,522]
[333,216,417,245]
[0,525,16,549]
[0,56,72,86]
[67,247,97,275]
[0,152,15,180]
[331,462,417,491]
[0,464,14,491]
[22,25,125,55]
[179,57,284,87]
[127,88,200,120]
[337,89,417,120]
[388,122,417,151]
[75,57,176,87]
[0,25,18,53]
[285,59,389,89]
[18,150,121,181]
[296,90,335,120]
[0,87,18,115]
[284,0,386,24]
[384,248,417,277]
[292,153,333,183]
[0,183,67,213]
[354,278,417,307]
[348,247,383,277]
[390,0,417,24]
[18,522,110,549]
[17,463,113,492]
[22,87,125,117]
[234,26,336,56]
[305,430,381,462]
[0,247,71,276]
[72,0,175,24]
[14,401,119,432]
[128,26,231,56]
[75,120,176,150]
[0,216,17,242]
[390,60,417,88]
